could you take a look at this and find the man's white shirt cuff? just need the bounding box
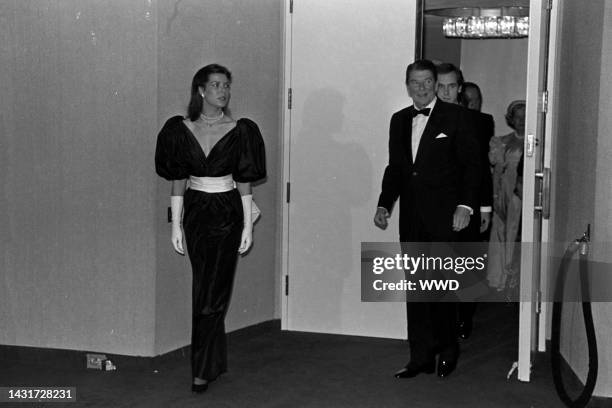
[457,204,473,215]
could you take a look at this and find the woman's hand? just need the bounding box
[238,188,254,254]
[238,225,253,254]
[170,194,185,255]
[172,223,185,255]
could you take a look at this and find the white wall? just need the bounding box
[0,0,281,357]
[284,0,415,338]
[551,0,612,397]
[460,38,528,136]
[584,0,612,396]
[0,0,158,355]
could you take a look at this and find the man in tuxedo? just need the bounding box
[437,65,493,239]
[438,66,495,339]
[460,81,495,239]
[374,59,481,378]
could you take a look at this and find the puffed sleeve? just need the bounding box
[234,119,267,183]
[155,117,190,180]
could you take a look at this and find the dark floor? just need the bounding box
[0,304,578,407]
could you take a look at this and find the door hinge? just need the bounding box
[540,90,548,113]
[290,0,293,13]
[288,88,292,110]
[285,275,289,296]
[286,182,291,203]
[546,0,552,10]
[536,291,542,314]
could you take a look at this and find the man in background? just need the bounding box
[437,64,492,238]
[460,81,495,241]
[437,65,494,340]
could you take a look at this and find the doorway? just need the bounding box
[416,0,557,382]
[280,0,416,338]
[280,0,558,383]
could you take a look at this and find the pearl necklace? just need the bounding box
[199,111,224,127]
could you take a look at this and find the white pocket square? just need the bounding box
[435,133,448,139]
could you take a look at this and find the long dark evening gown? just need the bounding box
[155,116,266,380]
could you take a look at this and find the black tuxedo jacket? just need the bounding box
[470,110,494,209]
[378,100,481,241]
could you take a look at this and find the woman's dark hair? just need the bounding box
[187,64,232,121]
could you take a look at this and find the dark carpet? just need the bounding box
[0,304,574,407]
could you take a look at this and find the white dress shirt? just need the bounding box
[412,97,473,215]
[411,98,437,162]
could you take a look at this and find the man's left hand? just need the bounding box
[480,212,491,233]
[452,207,471,231]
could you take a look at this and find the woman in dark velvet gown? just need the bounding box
[155,64,266,393]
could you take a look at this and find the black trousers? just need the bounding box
[184,189,243,380]
[456,211,481,329]
[401,213,459,364]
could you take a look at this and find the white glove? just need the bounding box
[170,195,185,255]
[239,194,253,254]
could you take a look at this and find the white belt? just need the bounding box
[189,175,235,193]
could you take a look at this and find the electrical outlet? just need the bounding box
[86,353,107,370]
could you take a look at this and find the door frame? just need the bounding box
[278,0,415,336]
[537,0,562,353]
[278,1,562,375]
[280,0,292,330]
[518,0,560,382]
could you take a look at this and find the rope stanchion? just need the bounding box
[550,229,598,408]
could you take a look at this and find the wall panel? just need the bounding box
[1,0,158,355]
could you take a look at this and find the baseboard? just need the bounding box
[0,319,280,371]
[589,397,612,408]
[545,340,612,406]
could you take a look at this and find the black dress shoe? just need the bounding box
[437,358,457,378]
[394,361,435,378]
[191,382,208,393]
[457,320,473,340]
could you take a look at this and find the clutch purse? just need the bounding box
[252,200,261,223]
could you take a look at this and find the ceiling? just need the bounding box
[425,0,529,10]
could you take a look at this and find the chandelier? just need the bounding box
[427,7,529,39]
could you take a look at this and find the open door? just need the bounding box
[518,0,554,382]
[537,0,561,354]
[280,0,417,337]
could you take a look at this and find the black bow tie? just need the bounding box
[413,108,431,117]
